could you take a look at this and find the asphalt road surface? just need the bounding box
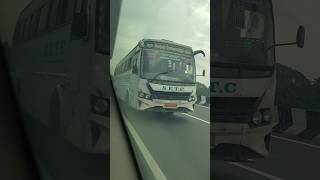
[120,104,210,180]
[211,134,320,180]
[124,103,320,180]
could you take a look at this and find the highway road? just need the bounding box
[120,104,210,180]
[211,133,320,180]
[123,103,320,180]
[17,102,320,180]
[208,109,319,180]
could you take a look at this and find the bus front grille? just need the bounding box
[211,97,258,109]
[213,110,254,123]
[152,91,191,100]
[211,97,258,123]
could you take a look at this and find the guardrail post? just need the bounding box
[273,107,293,132]
[299,110,320,140]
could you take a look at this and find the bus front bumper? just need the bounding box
[137,98,195,112]
[211,123,271,160]
[83,114,109,154]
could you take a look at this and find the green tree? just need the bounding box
[196,82,210,106]
[275,63,314,109]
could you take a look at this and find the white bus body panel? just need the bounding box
[212,74,278,158]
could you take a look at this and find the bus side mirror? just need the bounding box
[296,26,305,48]
[71,13,88,39]
[193,50,205,57]
[202,70,205,77]
[266,25,306,52]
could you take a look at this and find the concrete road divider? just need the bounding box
[122,115,167,180]
[286,108,307,136]
[275,107,320,142]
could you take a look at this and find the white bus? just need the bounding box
[113,39,205,113]
[211,0,305,161]
[11,0,110,154]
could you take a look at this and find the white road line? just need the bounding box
[272,135,320,149]
[123,115,167,180]
[228,162,284,180]
[181,113,210,124]
[195,104,210,109]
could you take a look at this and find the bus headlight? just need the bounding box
[138,90,152,100]
[188,95,196,102]
[252,111,263,125]
[262,109,272,123]
[91,95,109,116]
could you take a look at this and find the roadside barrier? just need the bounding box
[274,107,320,142]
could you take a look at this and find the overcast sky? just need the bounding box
[273,0,320,81]
[110,0,210,86]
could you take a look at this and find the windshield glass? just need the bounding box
[142,49,196,82]
[212,0,275,66]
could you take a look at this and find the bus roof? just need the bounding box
[19,0,46,19]
[140,39,192,50]
[115,39,193,68]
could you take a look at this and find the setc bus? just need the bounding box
[113,39,205,113]
[10,0,110,154]
[211,0,305,161]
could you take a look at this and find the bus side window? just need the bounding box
[36,7,43,34]
[66,0,77,22]
[20,20,25,42]
[56,0,69,25]
[46,0,54,30]
[115,67,118,75]
[128,58,133,69]
[120,63,124,74]
[49,0,59,28]
[132,57,138,74]
[13,22,21,44]
[39,4,49,33]
[23,17,30,41]
[126,60,130,72]
[27,14,34,39]
[30,12,38,37]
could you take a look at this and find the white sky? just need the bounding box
[110,0,210,86]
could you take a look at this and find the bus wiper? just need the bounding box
[151,70,174,80]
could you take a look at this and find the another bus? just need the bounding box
[211,0,305,161]
[11,0,109,154]
[113,39,205,113]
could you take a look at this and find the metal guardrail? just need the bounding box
[274,107,320,141]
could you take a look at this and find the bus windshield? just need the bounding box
[141,49,196,83]
[212,0,275,66]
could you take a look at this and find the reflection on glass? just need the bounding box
[111,0,210,179]
[212,0,275,66]
[9,0,110,179]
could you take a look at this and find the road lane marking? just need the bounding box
[272,135,320,149]
[228,162,284,180]
[181,113,210,124]
[123,115,167,180]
